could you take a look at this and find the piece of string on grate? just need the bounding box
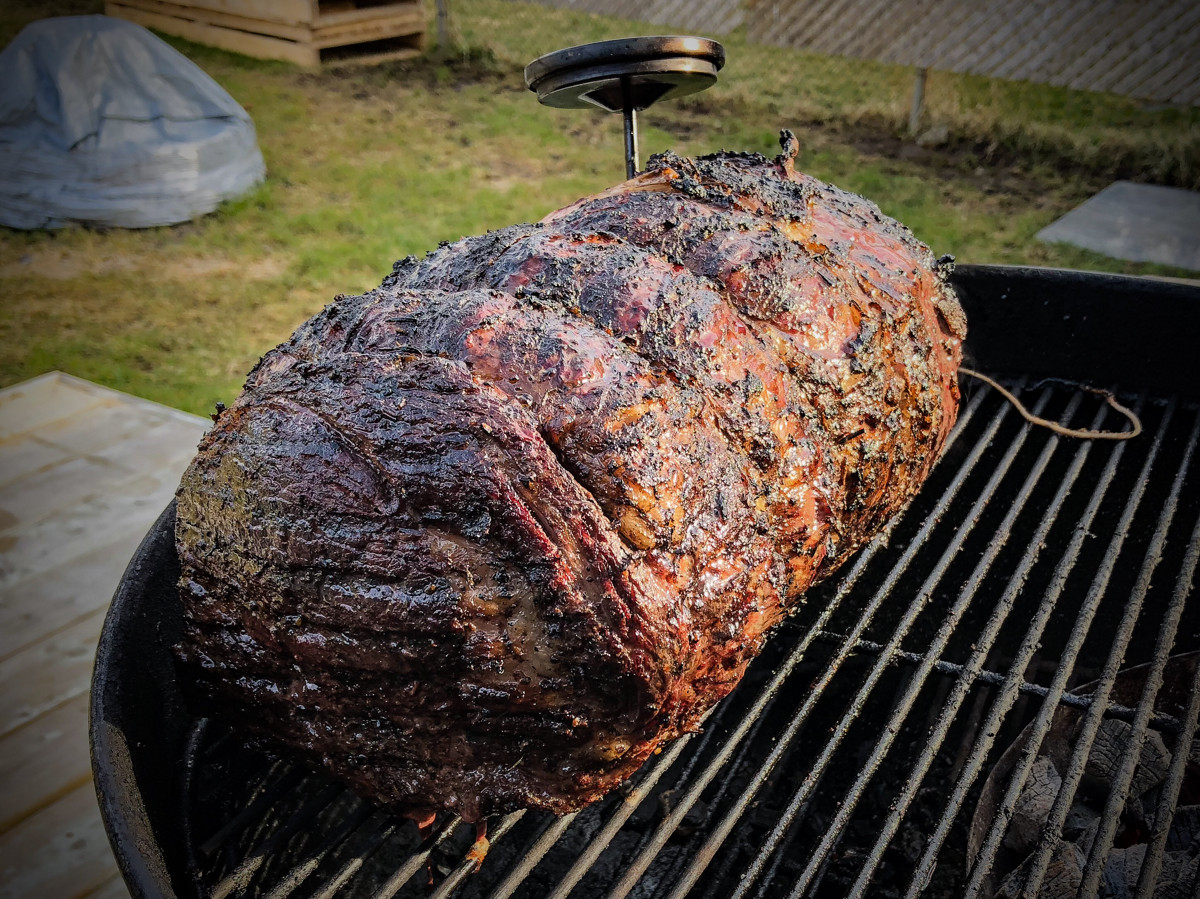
[959,367,1142,440]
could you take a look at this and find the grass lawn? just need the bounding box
[2,0,1197,415]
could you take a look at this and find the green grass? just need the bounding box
[1,0,1197,415]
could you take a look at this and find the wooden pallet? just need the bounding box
[104,0,426,67]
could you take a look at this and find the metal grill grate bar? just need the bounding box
[642,385,1010,899]
[196,760,303,859]
[779,389,1058,899]
[546,728,696,899]
[805,630,1182,733]
[737,389,1036,899]
[617,670,789,896]
[1135,559,1200,899]
[1084,416,1200,895]
[209,782,344,899]
[904,394,1150,897]
[854,396,1113,892]
[844,396,1110,896]
[430,812,525,899]
[484,813,577,899]
[310,817,400,899]
[963,396,1171,898]
[596,383,993,899]
[262,801,374,899]
[181,383,1200,899]
[371,815,461,899]
[1026,409,1199,897]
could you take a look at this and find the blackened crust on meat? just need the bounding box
[175,133,964,823]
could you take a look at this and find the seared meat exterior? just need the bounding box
[174,134,965,823]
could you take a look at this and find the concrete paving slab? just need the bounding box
[1036,181,1200,271]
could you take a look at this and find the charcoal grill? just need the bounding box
[91,262,1200,898]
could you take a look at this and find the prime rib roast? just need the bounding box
[174,133,965,824]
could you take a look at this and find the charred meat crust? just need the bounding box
[175,134,964,823]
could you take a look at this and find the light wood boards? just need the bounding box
[104,0,426,68]
[0,372,207,899]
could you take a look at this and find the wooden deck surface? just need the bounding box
[0,373,208,899]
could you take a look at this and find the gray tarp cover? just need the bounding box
[0,15,265,229]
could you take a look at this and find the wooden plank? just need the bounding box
[33,400,204,465]
[311,8,424,46]
[0,526,147,661]
[314,0,421,28]
[0,419,198,589]
[86,418,204,479]
[0,436,70,491]
[322,41,424,67]
[49,373,207,432]
[0,374,103,443]
[0,608,107,738]
[0,461,184,590]
[108,0,313,41]
[0,694,91,835]
[143,0,315,25]
[0,783,119,899]
[0,456,134,538]
[105,1,321,65]
[0,401,200,537]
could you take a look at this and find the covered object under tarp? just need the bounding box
[0,15,265,230]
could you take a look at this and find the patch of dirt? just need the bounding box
[828,117,1102,201]
[0,250,289,282]
[656,97,1108,207]
[301,46,519,97]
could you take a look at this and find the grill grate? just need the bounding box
[181,378,1200,899]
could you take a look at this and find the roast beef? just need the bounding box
[174,133,965,823]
